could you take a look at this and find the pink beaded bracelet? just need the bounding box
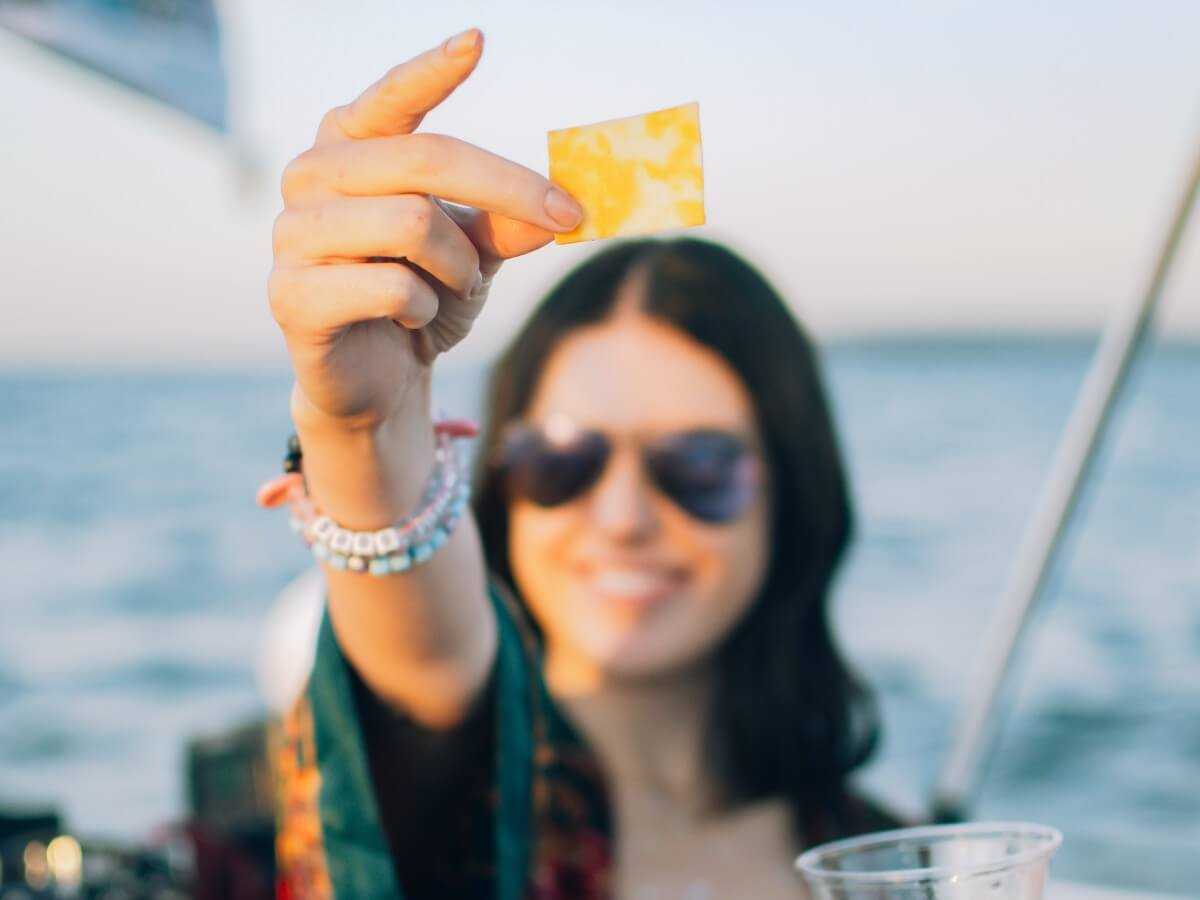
[257,418,479,575]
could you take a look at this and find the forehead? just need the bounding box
[525,313,758,437]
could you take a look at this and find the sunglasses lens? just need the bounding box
[645,431,758,522]
[502,427,609,507]
[497,422,758,522]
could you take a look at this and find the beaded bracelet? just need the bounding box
[256,418,479,576]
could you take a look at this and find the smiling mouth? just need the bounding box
[581,567,689,607]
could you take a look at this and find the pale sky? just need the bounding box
[2,1,1199,368]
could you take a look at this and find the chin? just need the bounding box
[529,566,748,685]
[563,597,720,681]
[586,641,700,681]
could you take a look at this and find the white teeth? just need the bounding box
[589,570,678,598]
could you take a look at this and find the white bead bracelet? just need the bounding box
[257,418,478,576]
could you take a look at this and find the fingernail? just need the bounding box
[445,28,481,57]
[544,187,584,229]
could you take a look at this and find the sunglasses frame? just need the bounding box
[488,415,765,524]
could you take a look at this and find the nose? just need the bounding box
[586,445,660,542]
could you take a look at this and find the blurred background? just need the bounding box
[1,0,1197,896]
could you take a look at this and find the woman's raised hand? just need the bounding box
[269,28,584,428]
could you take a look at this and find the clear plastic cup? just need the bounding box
[794,822,1062,899]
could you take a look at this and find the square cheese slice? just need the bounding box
[547,101,705,244]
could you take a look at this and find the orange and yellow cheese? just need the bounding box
[547,101,705,244]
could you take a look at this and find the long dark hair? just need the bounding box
[470,236,880,845]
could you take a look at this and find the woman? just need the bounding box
[267,27,900,899]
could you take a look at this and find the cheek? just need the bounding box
[688,504,772,632]
[507,502,580,631]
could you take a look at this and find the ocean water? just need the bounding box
[1,338,1196,894]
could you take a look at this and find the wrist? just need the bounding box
[289,389,437,532]
[289,372,431,438]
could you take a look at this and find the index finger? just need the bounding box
[316,27,483,145]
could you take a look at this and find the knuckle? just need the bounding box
[266,267,299,328]
[381,267,435,324]
[403,132,445,177]
[270,210,293,257]
[373,71,407,112]
[280,149,320,204]
[380,265,415,300]
[401,197,435,242]
[318,106,346,137]
[463,242,482,277]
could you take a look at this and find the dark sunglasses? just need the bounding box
[490,415,762,523]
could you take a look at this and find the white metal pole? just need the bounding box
[932,130,1200,822]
